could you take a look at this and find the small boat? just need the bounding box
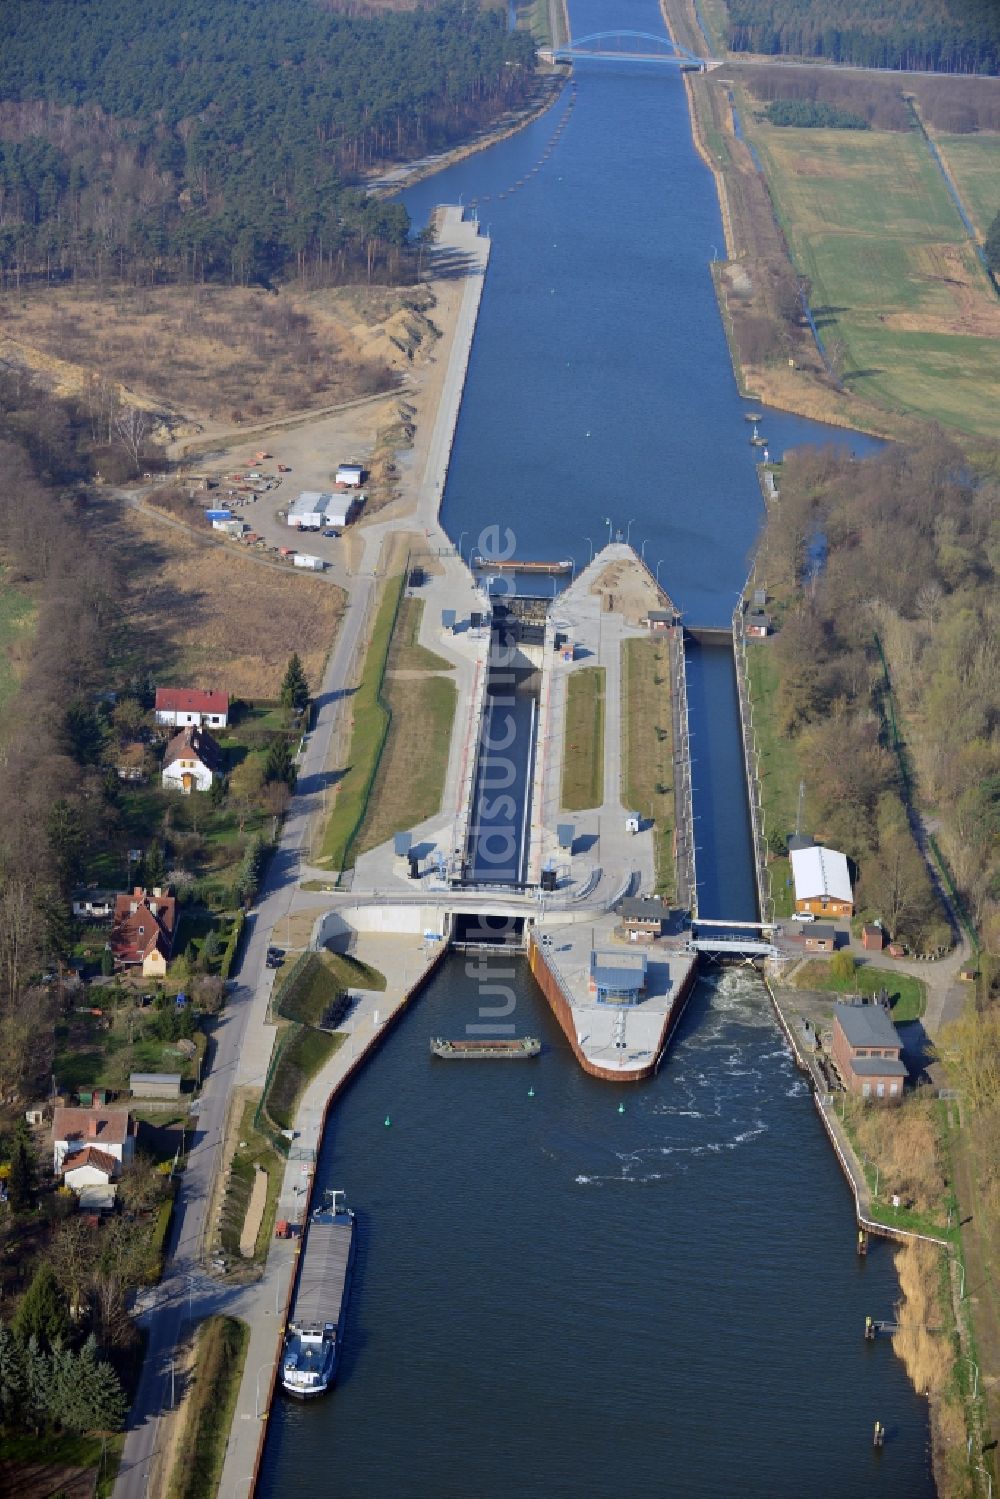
[430,1036,541,1059]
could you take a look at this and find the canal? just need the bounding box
[258,0,931,1491]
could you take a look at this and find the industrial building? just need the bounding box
[287,491,354,530]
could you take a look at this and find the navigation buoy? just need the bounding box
[618,1102,626,1114]
[528,1086,535,1098]
[384,1115,392,1128]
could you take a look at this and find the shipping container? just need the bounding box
[294,554,327,571]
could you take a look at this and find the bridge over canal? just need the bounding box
[539,31,719,68]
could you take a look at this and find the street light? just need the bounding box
[605,517,613,547]
[458,529,467,562]
[255,1361,274,1418]
[584,536,594,566]
[625,516,636,545]
[655,559,664,588]
[640,538,648,564]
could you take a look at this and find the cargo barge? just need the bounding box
[470,556,572,575]
[280,1191,355,1399]
[430,1036,541,1059]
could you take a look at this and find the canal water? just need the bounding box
[259,0,932,1491]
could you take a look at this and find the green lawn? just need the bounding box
[387,597,454,673]
[356,671,456,856]
[275,949,385,1027]
[621,638,675,899]
[53,1006,207,1093]
[562,667,605,811]
[263,1026,345,1132]
[1,1431,124,1499]
[745,642,801,918]
[744,116,1000,437]
[934,131,1000,239]
[319,573,405,870]
[217,1100,284,1263]
[0,570,35,716]
[794,959,926,1021]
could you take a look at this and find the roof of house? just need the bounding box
[54,1105,133,1147]
[645,609,673,622]
[619,897,666,922]
[746,611,771,628]
[62,1146,120,1177]
[787,833,814,852]
[155,687,229,716]
[850,1056,908,1078]
[791,844,853,904]
[116,742,147,766]
[805,924,836,940]
[834,1002,901,1052]
[110,887,177,964]
[863,923,884,937]
[163,725,222,773]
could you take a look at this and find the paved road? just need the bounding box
[112,571,375,1499]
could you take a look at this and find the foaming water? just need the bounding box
[259,960,934,1498]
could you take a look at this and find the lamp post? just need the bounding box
[655,559,664,588]
[605,516,613,547]
[640,538,648,565]
[625,516,636,545]
[964,1356,979,1400]
[584,536,594,566]
[255,1362,273,1419]
[458,529,467,563]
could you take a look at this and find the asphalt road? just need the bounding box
[112,572,374,1499]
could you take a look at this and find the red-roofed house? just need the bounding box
[110,886,177,978]
[161,725,222,794]
[53,1102,136,1176]
[155,688,229,729]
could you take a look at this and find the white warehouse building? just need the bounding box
[287,490,351,529]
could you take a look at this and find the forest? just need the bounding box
[755,438,999,967]
[0,0,536,287]
[726,0,1000,73]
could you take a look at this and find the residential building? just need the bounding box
[116,742,149,783]
[618,897,666,943]
[161,725,222,794]
[803,924,836,953]
[62,1148,120,1210]
[110,886,177,977]
[745,612,771,638]
[154,687,229,729]
[831,1002,906,1102]
[53,1101,136,1175]
[71,888,116,920]
[643,609,674,632]
[790,844,854,918]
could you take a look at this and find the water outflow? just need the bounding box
[258,960,935,1498]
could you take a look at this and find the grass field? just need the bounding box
[0,570,35,716]
[275,950,385,1028]
[319,573,404,870]
[934,131,1000,240]
[122,506,345,698]
[562,667,605,811]
[621,638,675,899]
[0,1431,125,1499]
[264,1026,344,1132]
[795,959,926,1021]
[166,1317,249,1499]
[746,119,1000,436]
[387,598,454,673]
[357,672,456,855]
[745,642,801,918]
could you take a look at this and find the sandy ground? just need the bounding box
[589,554,670,624]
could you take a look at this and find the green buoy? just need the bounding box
[384,1115,391,1128]
[528,1087,535,1098]
[618,1102,626,1114]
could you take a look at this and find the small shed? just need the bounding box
[862,923,885,952]
[130,1072,182,1099]
[745,612,771,638]
[644,609,673,632]
[624,811,641,835]
[335,463,364,487]
[803,924,836,953]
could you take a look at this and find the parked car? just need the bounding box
[323,528,339,539]
[791,912,815,923]
[266,946,285,969]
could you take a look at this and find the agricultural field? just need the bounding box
[746,119,1000,436]
[934,131,1000,239]
[121,504,344,699]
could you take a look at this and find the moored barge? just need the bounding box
[280,1190,355,1399]
[430,1036,541,1059]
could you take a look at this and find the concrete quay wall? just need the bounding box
[527,934,699,1082]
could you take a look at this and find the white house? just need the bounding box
[154,687,229,729]
[71,888,116,920]
[62,1147,120,1209]
[790,844,854,918]
[161,725,222,794]
[53,1103,135,1177]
